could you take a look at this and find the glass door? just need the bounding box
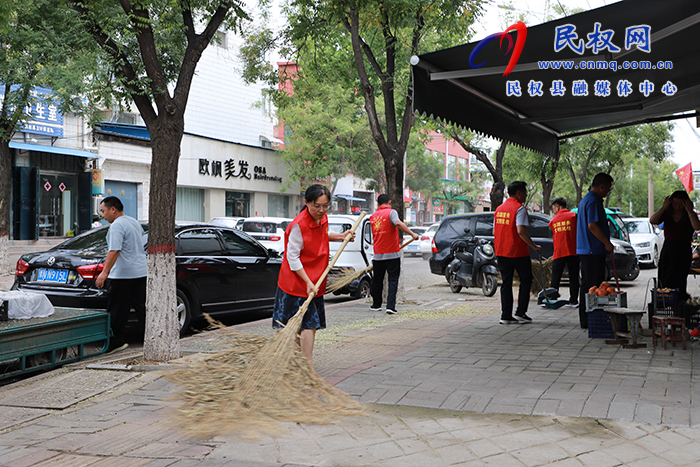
[39,171,78,237]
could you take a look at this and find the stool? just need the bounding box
[652,316,686,350]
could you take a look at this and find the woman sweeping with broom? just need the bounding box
[273,184,355,368]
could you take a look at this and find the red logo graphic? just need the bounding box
[469,21,527,76]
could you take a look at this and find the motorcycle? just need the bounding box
[445,234,499,297]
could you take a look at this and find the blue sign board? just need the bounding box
[0,85,64,138]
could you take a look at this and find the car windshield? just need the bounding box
[242,222,278,233]
[51,226,110,256]
[626,220,651,234]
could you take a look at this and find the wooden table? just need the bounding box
[602,307,646,349]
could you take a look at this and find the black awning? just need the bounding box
[412,0,700,156]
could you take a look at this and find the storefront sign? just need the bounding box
[92,169,103,195]
[198,158,282,183]
[351,206,361,213]
[0,86,64,138]
[433,204,444,215]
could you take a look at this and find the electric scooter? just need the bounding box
[446,233,499,297]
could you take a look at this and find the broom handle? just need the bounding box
[400,238,415,249]
[308,211,367,298]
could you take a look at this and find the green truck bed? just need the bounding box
[0,308,110,380]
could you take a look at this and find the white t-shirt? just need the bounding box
[107,215,147,279]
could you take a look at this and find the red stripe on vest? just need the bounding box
[278,209,330,297]
[494,197,529,258]
[548,209,577,259]
[370,206,400,254]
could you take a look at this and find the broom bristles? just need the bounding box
[326,265,373,294]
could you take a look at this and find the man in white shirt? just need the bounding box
[96,196,147,352]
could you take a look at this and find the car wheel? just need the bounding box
[482,273,498,297]
[176,289,192,338]
[422,253,431,260]
[652,246,659,268]
[352,278,372,299]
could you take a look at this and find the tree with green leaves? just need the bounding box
[559,123,672,205]
[242,0,485,221]
[0,0,97,273]
[69,0,248,361]
[275,69,380,193]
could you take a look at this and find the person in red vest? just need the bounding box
[494,181,542,324]
[273,184,355,368]
[548,198,580,307]
[370,194,420,315]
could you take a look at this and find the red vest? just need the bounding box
[548,208,577,259]
[494,197,529,258]
[370,205,400,254]
[278,209,330,297]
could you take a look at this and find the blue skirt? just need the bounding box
[272,287,326,330]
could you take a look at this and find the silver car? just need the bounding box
[625,217,664,268]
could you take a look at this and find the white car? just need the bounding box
[327,214,374,299]
[419,223,440,260]
[209,217,245,229]
[625,217,664,268]
[404,226,427,257]
[239,217,293,254]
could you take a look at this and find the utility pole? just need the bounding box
[648,173,654,217]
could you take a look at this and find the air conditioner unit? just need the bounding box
[92,196,102,216]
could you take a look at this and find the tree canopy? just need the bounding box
[242,0,485,218]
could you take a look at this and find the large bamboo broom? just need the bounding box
[167,214,368,438]
[232,216,364,390]
[326,238,415,294]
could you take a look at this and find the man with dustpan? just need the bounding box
[547,197,580,309]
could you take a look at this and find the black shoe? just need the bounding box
[500,318,519,324]
[369,306,382,311]
[515,313,533,323]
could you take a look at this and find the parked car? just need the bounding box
[327,214,374,299]
[13,223,281,336]
[404,226,427,257]
[420,223,440,260]
[428,212,639,282]
[240,217,293,254]
[625,217,664,268]
[209,217,245,229]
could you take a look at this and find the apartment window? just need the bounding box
[215,31,227,49]
[447,155,457,180]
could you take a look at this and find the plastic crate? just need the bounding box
[588,309,627,339]
[654,288,679,306]
[585,292,627,311]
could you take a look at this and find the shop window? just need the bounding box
[268,194,289,218]
[226,191,250,217]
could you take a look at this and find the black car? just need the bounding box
[13,223,281,336]
[428,212,639,281]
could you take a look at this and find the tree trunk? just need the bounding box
[0,141,11,274]
[374,150,386,194]
[490,140,507,210]
[143,116,184,361]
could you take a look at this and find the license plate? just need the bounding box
[37,268,69,283]
[406,244,419,250]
